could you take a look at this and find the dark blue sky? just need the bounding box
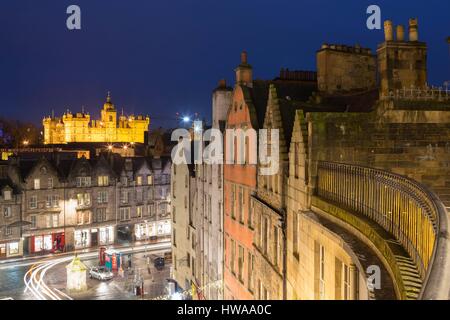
[0,0,449,128]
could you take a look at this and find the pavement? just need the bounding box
[0,241,172,300]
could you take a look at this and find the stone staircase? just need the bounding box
[394,255,422,299]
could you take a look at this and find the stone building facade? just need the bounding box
[223,52,268,300]
[171,156,197,293]
[316,44,376,94]
[0,153,171,259]
[0,166,23,259]
[43,93,150,144]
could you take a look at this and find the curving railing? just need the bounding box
[315,161,450,299]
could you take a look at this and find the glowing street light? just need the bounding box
[182,116,191,123]
[22,140,29,147]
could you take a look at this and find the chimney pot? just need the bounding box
[384,20,394,41]
[241,51,248,64]
[409,18,418,41]
[219,79,226,88]
[396,25,405,41]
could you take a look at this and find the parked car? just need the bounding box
[154,257,165,270]
[89,266,113,281]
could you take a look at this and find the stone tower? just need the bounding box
[212,79,232,129]
[377,18,427,97]
[316,44,377,94]
[101,92,117,128]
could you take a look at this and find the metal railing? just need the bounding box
[381,85,450,101]
[316,161,438,280]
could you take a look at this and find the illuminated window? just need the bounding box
[3,190,12,200]
[97,175,109,186]
[34,179,40,190]
[136,206,143,218]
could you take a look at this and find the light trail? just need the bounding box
[22,242,171,300]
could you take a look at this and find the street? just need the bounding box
[0,242,172,300]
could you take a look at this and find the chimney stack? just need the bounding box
[409,18,418,41]
[384,20,393,41]
[396,25,405,41]
[235,51,252,86]
[218,79,227,88]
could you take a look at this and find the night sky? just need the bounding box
[0,0,449,129]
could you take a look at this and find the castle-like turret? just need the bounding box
[43,93,150,144]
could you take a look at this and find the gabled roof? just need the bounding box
[0,178,19,194]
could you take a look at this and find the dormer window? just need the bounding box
[137,176,143,186]
[48,178,53,189]
[76,176,91,187]
[34,179,40,190]
[98,175,109,186]
[3,190,12,201]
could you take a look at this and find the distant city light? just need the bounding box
[22,140,29,146]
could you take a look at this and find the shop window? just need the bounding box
[99,227,114,245]
[8,242,19,255]
[75,230,90,248]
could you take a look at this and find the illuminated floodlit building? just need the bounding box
[43,93,150,144]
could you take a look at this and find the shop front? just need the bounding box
[134,222,156,241]
[117,224,133,242]
[29,232,65,254]
[0,240,22,259]
[91,226,115,246]
[156,220,171,236]
[74,229,90,249]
